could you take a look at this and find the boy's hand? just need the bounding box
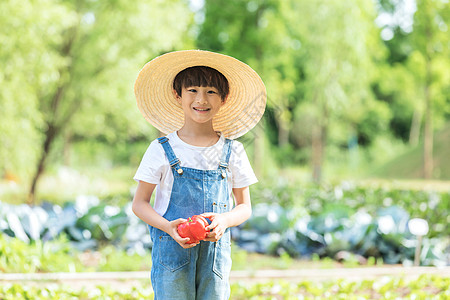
[167,218,199,249]
[201,213,229,242]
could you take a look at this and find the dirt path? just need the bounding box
[1,266,449,291]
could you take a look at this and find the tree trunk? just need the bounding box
[28,124,58,205]
[253,121,265,177]
[63,130,72,166]
[312,96,328,183]
[409,108,421,146]
[277,117,289,147]
[423,17,433,179]
[423,61,433,179]
[27,80,68,204]
[311,123,322,183]
[27,27,78,204]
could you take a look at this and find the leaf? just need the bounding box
[6,213,29,243]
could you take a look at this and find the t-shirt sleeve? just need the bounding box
[133,140,166,184]
[229,141,258,188]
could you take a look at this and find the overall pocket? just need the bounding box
[155,235,190,272]
[212,199,231,245]
[212,230,232,279]
[212,200,230,214]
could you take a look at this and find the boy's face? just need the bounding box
[175,85,226,126]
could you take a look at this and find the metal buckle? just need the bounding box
[158,137,169,144]
[169,158,180,167]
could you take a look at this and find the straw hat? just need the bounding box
[134,50,266,139]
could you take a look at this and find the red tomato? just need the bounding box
[177,215,209,244]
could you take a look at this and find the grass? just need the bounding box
[233,247,354,271]
[231,247,388,271]
[1,274,448,299]
[372,124,450,180]
[78,244,352,273]
[0,232,374,274]
[0,165,135,206]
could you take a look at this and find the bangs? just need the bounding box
[173,66,229,100]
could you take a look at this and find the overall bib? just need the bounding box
[149,136,233,300]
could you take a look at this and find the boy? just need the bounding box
[132,50,266,299]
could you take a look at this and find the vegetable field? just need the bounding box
[1,274,449,299]
[1,182,448,268]
[1,181,449,299]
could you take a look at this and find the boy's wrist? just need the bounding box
[223,213,232,229]
[160,219,172,235]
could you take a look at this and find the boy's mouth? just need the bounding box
[193,107,211,112]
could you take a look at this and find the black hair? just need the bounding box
[173,66,229,101]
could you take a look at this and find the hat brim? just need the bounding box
[134,50,266,139]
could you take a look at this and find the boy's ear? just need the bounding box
[173,89,181,103]
[221,94,228,106]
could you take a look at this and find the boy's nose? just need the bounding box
[196,92,208,104]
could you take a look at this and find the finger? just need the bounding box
[200,213,215,220]
[204,234,221,242]
[174,236,190,244]
[205,222,217,231]
[186,241,199,248]
[212,229,222,238]
[179,238,195,246]
[204,233,218,241]
[173,218,187,225]
[207,218,220,229]
[206,230,221,239]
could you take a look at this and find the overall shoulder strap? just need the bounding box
[218,138,233,170]
[157,137,182,172]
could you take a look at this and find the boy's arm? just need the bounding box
[132,181,197,248]
[202,186,252,242]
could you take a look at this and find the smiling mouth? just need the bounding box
[193,108,211,112]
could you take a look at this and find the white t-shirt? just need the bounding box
[134,132,258,216]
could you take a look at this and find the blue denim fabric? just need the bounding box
[149,137,233,300]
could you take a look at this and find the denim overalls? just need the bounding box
[149,136,233,300]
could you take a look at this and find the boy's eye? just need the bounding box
[187,88,197,93]
[207,90,217,94]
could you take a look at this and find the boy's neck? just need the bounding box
[177,125,220,147]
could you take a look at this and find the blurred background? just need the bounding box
[0,0,449,298]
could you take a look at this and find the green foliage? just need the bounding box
[197,0,449,181]
[373,105,450,180]
[0,284,154,300]
[96,245,150,272]
[376,0,450,142]
[231,244,295,271]
[67,0,193,143]
[0,275,448,299]
[1,0,449,188]
[253,179,449,238]
[0,234,83,273]
[0,0,193,194]
[0,234,151,273]
[231,275,450,299]
[238,179,449,265]
[0,0,71,178]
[1,176,448,266]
